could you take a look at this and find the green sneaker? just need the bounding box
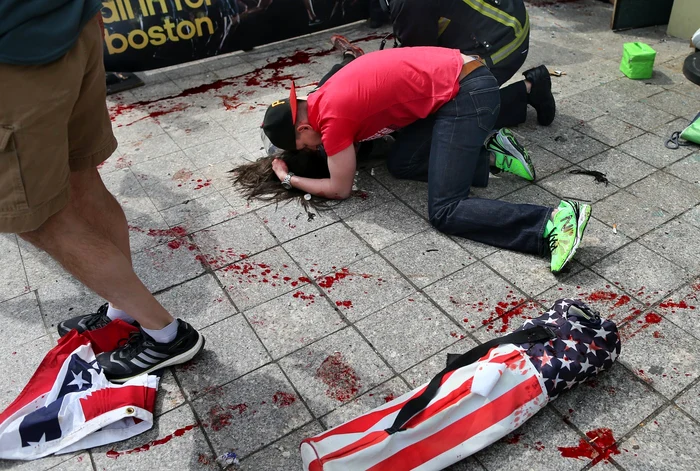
[486,128,535,181]
[546,200,592,273]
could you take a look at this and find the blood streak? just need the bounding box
[316,352,361,402]
[557,428,620,465]
[272,391,297,407]
[621,312,663,341]
[106,424,198,458]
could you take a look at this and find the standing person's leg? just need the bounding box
[489,36,555,128]
[427,67,551,255]
[1,16,204,382]
[317,35,365,88]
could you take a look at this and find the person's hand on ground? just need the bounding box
[272,158,289,181]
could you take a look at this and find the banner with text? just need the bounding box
[102,0,369,72]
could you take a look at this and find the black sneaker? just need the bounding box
[57,303,113,337]
[523,65,556,126]
[96,320,205,383]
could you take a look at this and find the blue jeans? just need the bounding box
[387,67,552,256]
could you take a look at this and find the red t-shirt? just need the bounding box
[306,47,464,156]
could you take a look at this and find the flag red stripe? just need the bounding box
[80,385,157,421]
[303,348,518,447]
[0,331,88,424]
[368,374,544,470]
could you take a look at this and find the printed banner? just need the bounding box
[101,0,370,72]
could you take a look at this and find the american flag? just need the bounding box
[514,298,621,399]
[0,321,159,460]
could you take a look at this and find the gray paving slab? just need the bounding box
[667,152,700,185]
[0,293,46,348]
[1,3,699,469]
[91,404,211,470]
[132,239,205,293]
[500,184,560,208]
[572,216,633,267]
[158,191,232,228]
[538,165,619,203]
[618,310,700,398]
[653,279,700,340]
[0,234,28,303]
[174,313,270,400]
[641,90,700,121]
[551,364,665,439]
[190,363,312,459]
[216,246,309,311]
[191,212,277,270]
[593,190,674,239]
[626,171,700,215]
[278,327,394,417]
[345,200,431,251]
[155,273,237,330]
[474,406,590,471]
[679,205,700,229]
[282,222,372,276]
[380,230,475,289]
[614,405,700,471]
[579,148,656,189]
[312,253,414,323]
[0,336,52,411]
[611,100,676,133]
[617,132,695,168]
[355,294,458,373]
[256,200,339,244]
[238,422,324,471]
[675,380,700,422]
[483,250,584,297]
[0,453,84,471]
[591,242,689,306]
[331,172,396,219]
[244,286,345,359]
[424,262,528,331]
[640,219,700,274]
[575,114,645,147]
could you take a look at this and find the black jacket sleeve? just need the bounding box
[390,0,440,47]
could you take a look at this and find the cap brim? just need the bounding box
[289,81,298,124]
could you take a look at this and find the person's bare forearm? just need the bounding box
[289,175,350,199]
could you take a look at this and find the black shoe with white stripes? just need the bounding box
[97,320,205,383]
[57,303,113,337]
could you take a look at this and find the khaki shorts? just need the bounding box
[0,15,117,233]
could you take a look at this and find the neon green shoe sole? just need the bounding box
[550,200,591,273]
[487,128,536,181]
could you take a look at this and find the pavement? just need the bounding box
[2,0,700,470]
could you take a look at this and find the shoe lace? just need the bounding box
[115,330,145,355]
[85,305,111,329]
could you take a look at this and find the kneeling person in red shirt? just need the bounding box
[259,47,590,273]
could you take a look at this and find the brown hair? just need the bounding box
[229,149,334,213]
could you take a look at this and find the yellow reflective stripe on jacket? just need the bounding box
[438,17,451,36]
[490,13,529,64]
[463,0,523,36]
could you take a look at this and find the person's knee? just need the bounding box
[69,167,108,207]
[18,203,75,248]
[428,205,452,234]
[386,157,411,179]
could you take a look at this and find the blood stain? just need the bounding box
[335,300,353,309]
[384,394,396,403]
[272,391,297,407]
[106,423,198,458]
[316,352,361,402]
[506,433,523,444]
[557,428,620,465]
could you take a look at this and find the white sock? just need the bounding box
[106,304,136,323]
[142,319,179,344]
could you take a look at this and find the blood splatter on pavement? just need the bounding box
[316,352,361,402]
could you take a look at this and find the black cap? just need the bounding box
[261,82,298,152]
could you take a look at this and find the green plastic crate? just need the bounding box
[620,42,657,79]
